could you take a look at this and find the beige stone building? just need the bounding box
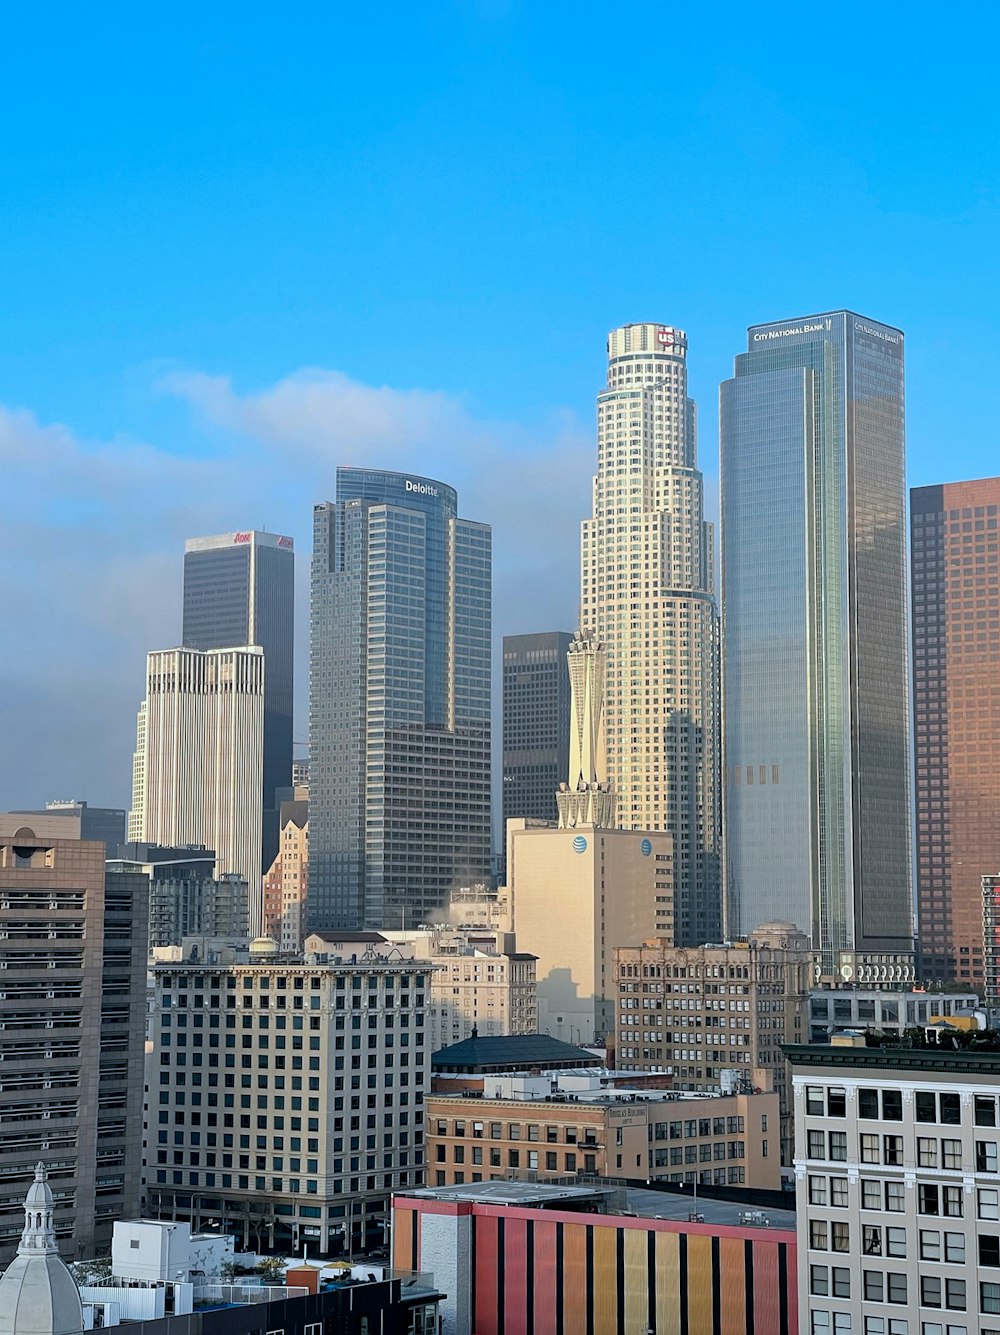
[0,822,148,1261]
[262,797,308,951]
[508,821,673,1047]
[147,942,430,1257]
[427,1075,779,1190]
[788,1036,1000,1335]
[614,923,811,1165]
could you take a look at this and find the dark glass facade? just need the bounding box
[502,631,572,839]
[912,478,1000,987]
[310,468,491,930]
[182,532,294,873]
[721,312,912,977]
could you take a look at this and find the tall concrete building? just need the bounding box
[501,632,572,837]
[0,821,148,1262]
[128,646,265,930]
[148,941,429,1258]
[721,312,913,981]
[911,477,1000,987]
[109,844,248,950]
[183,530,294,871]
[581,323,720,946]
[310,468,491,931]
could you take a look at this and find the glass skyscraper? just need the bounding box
[720,312,913,981]
[182,529,294,872]
[310,467,491,929]
[502,631,573,835]
[581,323,720,946]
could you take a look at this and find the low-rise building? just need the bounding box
[426,1074,780,1190]
[147,941,431,1257]
[614,922,811,1165]
[788,1033,1000,1335]
[808,987,982,1041]
[394,1180,798,1335]
[380,919,536,1048]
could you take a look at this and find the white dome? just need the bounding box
[0,1256,84,1335]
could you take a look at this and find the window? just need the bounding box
[808,1130,826,1159]
[942,1139,962,1169]
[944,1186,963,1217]
[863,1225,883,1256]
[862,1179,882,1210]
[886,1227,906,1258]
[807,1087,825,1115]
[812,1265,830,1297]
[920,1183,941,1216]
[811,1220,829,1250]
[918,1137,938,1168]
[865,1271,885,1302]
[832,1222,850,1253]
[923,1277,942,1308]
[882,1090,902,1121]
[982,1280,1000,1314]
[981,1235,1000,1267]
[859,1089,879,1119]
[885,1181,905,1212]
[945,1233,966,1264]
[887,1273,907,1305]
[945,1279,966,1311]
[883,1136,903,1166]
[916,1092,938,1123]
[828,1087,847,1117]
[862,1134,880,1164]
[981,1190,1000,1221]
[831,1177,849,1208]
[833,1267,851,1298]
[921,1230,941,1262]
[829,1131,847,1162]
[810,1176,829,1206]
[979,1141,999,1174]
[977,1096,998,1127]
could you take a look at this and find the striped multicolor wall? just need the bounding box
[394,1196,797,1335]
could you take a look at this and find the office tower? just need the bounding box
[911,478,1000,986]
[721,312,913,979]
[614,924,811,1165]
[310,468,491,930]
[788,1036,1000,1335]
[109,844,248,949]
[506,634,673,1043]
[0,820,148,1261]
[502,632,572,836]
[183,530,294,870]
[261,798,309,951]
[148,943,430,1258]
[127,646,265,930]
[581,323,720,946]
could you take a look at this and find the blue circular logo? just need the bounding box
[641,838,652,857]
[572,835,587,853]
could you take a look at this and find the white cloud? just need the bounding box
[0,370,591,811]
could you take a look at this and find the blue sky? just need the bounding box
[2,2,998,808]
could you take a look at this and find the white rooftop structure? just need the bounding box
[0,1164,84,1335]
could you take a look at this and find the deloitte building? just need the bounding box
[310,468,492,930]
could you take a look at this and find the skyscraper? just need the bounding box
[502,631,572,834]
[721,311,913,980]
[182,530,294,870]
[911,477,1000,987]
[127,646,265,928]
[580,323,719,945]
[310,468,491,930]
[0,819,148,1262]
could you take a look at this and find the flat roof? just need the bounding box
[404,1181,614,1208]
[624,1187,796,1231]
[783,1041,1000,1072]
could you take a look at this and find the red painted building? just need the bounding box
[393,1183,797,1335]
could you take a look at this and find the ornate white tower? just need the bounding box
[557,631,616,829]
[0,1164,84,1335]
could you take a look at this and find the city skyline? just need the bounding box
[4,6,1000,811]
